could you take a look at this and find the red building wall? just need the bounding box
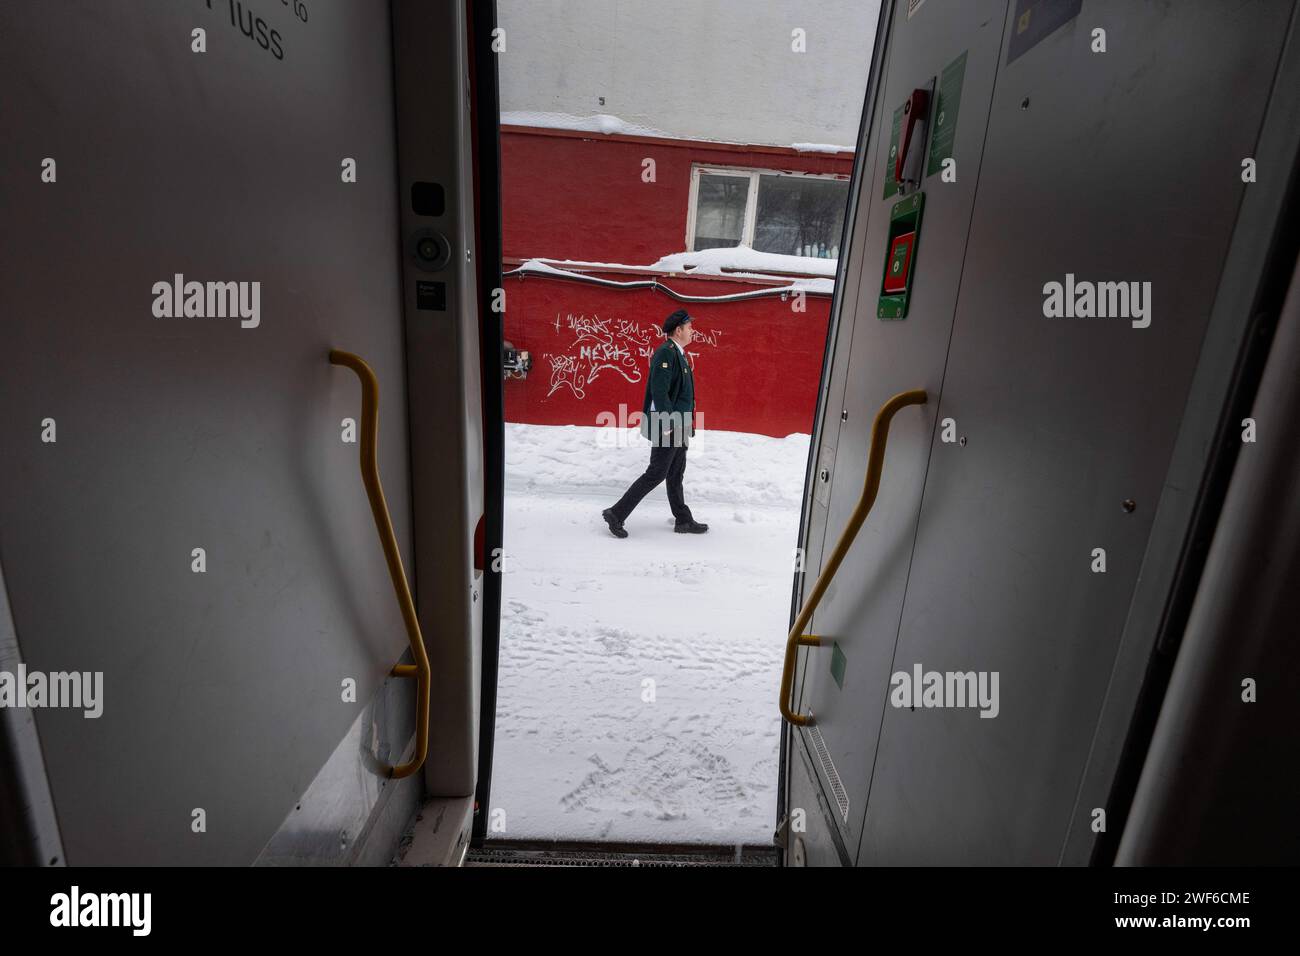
[502,126,853,265]
[499,127,851,436]
[502,269,831,438]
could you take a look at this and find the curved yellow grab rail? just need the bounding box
[330,349,431,779]
[780,389,928,726]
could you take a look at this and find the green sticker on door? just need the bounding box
[830,641,847,690]
[926,50,967,178]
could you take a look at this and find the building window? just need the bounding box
[687,165,849,259]
[693,172,751,250]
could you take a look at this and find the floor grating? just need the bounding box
[464,841,779,868]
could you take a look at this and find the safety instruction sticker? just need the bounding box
[882,104,904,199]
[927,50,967,178]
[883,232,916,293]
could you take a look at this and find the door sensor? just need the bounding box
[408,228,451,273]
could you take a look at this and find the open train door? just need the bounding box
[0,0,503,865]
[780,0,1300,866]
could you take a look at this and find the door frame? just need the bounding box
[778,0,896,868]
[467,0,506,848]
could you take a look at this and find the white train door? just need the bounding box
[0,0,489,865]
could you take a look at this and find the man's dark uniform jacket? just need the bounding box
[639,338,695,446]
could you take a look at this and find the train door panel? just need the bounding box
[790,0,1008,859]
[0,0,480,864]
[858,0,1292,865]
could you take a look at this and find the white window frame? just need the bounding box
[685,164,850,253]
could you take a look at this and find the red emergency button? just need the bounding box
[883,231,916,294]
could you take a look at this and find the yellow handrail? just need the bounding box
[330,349,431,779]
[780,389,928,726]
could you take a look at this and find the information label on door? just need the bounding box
[926,50,967,177]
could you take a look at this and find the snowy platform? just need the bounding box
[492,424,809,845]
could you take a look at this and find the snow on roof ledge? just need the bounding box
[513,247,837,280]
[512,252,836,297]
[501,111,856,155]
[791,142,855,154]
[653,246,837,279]
[501,111,672,138]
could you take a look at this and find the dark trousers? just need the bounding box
[610,442,693,524]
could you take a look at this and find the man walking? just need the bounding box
[602,309,709,538]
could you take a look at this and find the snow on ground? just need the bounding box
[492,423,809,845]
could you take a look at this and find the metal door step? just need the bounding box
[465,839,778,867]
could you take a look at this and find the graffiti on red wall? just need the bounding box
[543,311,721,400]
[503,275,828,437]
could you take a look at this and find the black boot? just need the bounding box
[674,518,709,534]
[602,508,628,538]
